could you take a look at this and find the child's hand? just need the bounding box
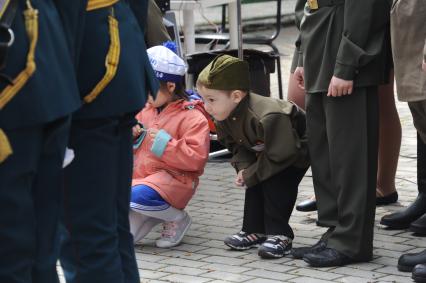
[422,60,426,73]
[235,170,246,187]
[132,124,143,138]
[294,67,305,90]
[327,76,353,97]
[148,128,159,139]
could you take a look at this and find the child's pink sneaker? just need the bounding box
[156,212,192,248]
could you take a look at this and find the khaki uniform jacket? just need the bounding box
[296,0,391,93]
[215,93,309,188]
[391,0,426,102]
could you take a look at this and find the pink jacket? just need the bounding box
[132,99,210,209]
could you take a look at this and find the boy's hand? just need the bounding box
[132,124,143,138]
[422,60,426,73]
[327,76,353,97]
[294,67,305,90]
[235,170,246,187]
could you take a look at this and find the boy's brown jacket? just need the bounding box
[215,93,309,188]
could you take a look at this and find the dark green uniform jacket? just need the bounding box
[296,0,391,93]
[74,0,158,119]
[0,0,81,130]
[216,93,309,188]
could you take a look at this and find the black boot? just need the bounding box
[381,135,426,229]
[380,194,426,229]
[398,249,426,272]
[413,263,426,283]
[411,213,426,235]
[410,136,426,234]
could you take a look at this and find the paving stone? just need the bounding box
[138,270,170,280]
[159,265,206,276]
[330,267,383,279]
[200,270,254,282]
[374,266,414,277]
[154,249,210,260]
[289,276,340,283]
[336,276,385,283]
[246,279,291,283]
[243,261,297,273]
[161,274,212,283]
[200,263,252,274]
[289,268,343,280]
[245,269,297,281]
[378,274,414,283]
[158,257,209,268]
[136,260,167,271]
[200,255,254,266]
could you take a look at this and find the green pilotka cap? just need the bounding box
[197,54,250,91]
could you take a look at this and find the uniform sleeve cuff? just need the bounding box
[150,129,171,157]
[334,62,357,80]
[242,169,258,188]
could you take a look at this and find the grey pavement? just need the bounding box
[59,22,421,283]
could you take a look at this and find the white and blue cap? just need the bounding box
[147,45,187,83]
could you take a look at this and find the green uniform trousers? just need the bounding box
[306,86,379,260]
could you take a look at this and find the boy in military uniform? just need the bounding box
[0,0,81,282]
[291,0,390,267]
[59,1,158,282]
[196,55,309,259]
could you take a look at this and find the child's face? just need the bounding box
[198,86,243,121]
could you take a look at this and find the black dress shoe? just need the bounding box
[291,239,326,259]
[398,249,426,272]
[411,213,426,235]
[376,191,398,205]
[296,199,317,212]
[413,263,426,283]
[380,193,426,229]
[303,248,358,267]
[291,227,334,259]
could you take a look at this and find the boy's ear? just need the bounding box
[230,90,245,103]
[166,82,176,94]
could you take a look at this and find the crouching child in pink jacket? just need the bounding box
[130,45,210,248]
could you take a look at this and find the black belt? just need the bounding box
[307,0,345,10]
[0,0,18,84]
